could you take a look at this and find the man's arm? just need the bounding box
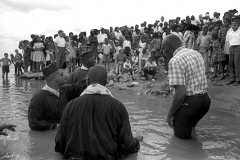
[118,105,141,154]
[167,85,186,128]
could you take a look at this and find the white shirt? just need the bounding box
[144,61,157,68]
[42,85,59,97]
[226,28,240,46]
[54,36,66,47]
[97,33,108,43]
[46,50,52,61]
[191,19,200,26]
[114,31,122,40]
[123,40,131,49]
[123,61,132,69]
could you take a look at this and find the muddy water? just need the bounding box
[0,69,240,160]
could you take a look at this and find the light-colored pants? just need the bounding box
[200,51,208,73]
[229,45,240,81]
[56,47,65,69]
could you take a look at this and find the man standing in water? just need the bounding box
[162,35,211,139]
[28,64,87,131]
[55,66,142,159]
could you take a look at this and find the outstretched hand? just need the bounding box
[0,124,17,136]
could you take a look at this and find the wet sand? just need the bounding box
[0,66,240,160]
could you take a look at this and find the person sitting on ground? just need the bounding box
[0,124,16,136]
[115,48,126,74]
[142,56,157,81]
[64,51,95,84]
[55,66,142,159]
[28,64,87,131]
[123,57,135,78]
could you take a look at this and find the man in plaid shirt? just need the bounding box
[162,35,211,139]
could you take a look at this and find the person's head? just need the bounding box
[115,40,120,46]
[104,38,109,44]
[36,36,42,42]
[10,54,14,58]
[159,23,163,27]
[69,32,73,39]
[224,12,230,19]
[88,66,107,86]
[119,48,124,54]
[162,34,182,56]
[165,27,171,35]
[191,15,195,20]
[212,33,218,40]
[231,19,239,31]
[148,56,155,63]
[65,36,69,42]
[81,51,96,68]
[30,34,35,40]
[202,26,208,35]
[135,24,139,30]
[54,34,58,39]
[43,64,64,87]
[164,21,168,27]
[109,26,113,32]
[136,29,140,35]
[15,49,19,54]
[40,34,45,41]
[4,53,8,58]
[199,14,203,20]
[223,18,230,27]
[115,27,119,32]
[58,30,64,37]
[174,25,181,32]
[90,29,95,36]
[45,37,49,42]
[147,43,151,50]
[100,28,105,34]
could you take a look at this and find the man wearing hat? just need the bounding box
[54,30,66,69]
[28,64,87,131]
[55,66,143,159]
[64,51,96,84]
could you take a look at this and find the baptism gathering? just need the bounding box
[1,6,240,160]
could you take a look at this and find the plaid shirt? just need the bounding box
[168,47,208,96]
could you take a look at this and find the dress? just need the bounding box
[33,42,45,62]
[212,40,226,63]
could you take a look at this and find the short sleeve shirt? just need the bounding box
[54,36,66,47]
[168,47,208,96]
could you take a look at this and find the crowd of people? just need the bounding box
[1,8,240,159]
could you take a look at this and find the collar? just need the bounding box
[173,47,184,56]
[80,84,113,97]
[80,65,88,70]
[42,85,59,97]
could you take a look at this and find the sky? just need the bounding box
[0,0,239,57]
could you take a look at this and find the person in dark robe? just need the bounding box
[28,64,87,131]
[64,51,95,84]
[55,66,143,159]
[88,29,98,61]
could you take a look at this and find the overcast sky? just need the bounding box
[0,0,239,57]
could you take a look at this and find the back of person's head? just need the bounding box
[88,66,107,86]
[186,24,194,31]
[10,54,14,58]
[4,53,8,57]
[212,33,218,40]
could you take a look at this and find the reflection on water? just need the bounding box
[0,71,240,160]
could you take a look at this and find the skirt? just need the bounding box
[212,48,226,63]
[33,51,45,62]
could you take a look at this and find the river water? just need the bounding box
[0,68,240,160]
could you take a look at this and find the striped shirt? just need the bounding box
[168,47,208,96]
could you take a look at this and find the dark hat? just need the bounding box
[80,51,94,60]
[43,64,59,78]
[88,66,107,85]
[58,30,64,34]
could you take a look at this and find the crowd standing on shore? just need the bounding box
[1,8,240,160]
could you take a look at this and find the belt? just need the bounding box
[187,92,207,97]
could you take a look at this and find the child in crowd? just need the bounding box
[123,36,132,58]
[196,27,212,74]
[14,49,23,75]
[210,33,225,80]
[219,18,231,75]
[108,34,115,62]
[142,56,157,81]
[123,57,135,77]
[115,48,126,74]
[131,49,139,70]
[102,38,112,72]
[65,36,70,69]
[68,40,78,73]
[33,37,45,72]
[114,40,122,66]
[0,53,12,79]
[45,46,53,67]
[132,29,141,49]
[79,39,88,67]
[150,33,162,66]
